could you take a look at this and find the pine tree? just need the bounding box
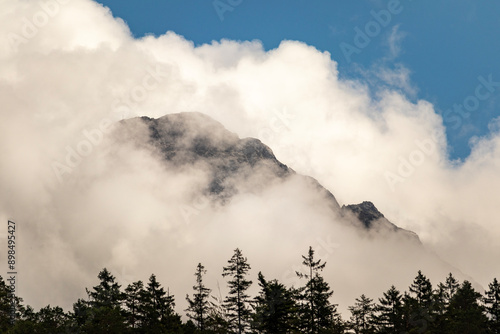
[437,273,459,308]
[374,285,404,334]
[252,272,299,333]
[141,274,182,332]
[433,273,460,332]
[446,280,487,334]
[403,271,434,333]
[86,268,125,309]
[348,294,375,334]
[222,248,253,334]
[82,268,127,334]
[124,280,145,330]
[484,278,500,334]
[408,271,433,308]
[296,246,342,333]
[186,263,211,331]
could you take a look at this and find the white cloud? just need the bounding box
[375,63,417,97]
[386,24,406,60]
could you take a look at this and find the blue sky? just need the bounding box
[95,0,500,161]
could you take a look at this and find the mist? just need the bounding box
[1,0,499,316]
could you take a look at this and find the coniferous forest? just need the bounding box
[1,247,499,334]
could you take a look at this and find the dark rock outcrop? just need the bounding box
[343,201,420,242]
[116,112,418,240]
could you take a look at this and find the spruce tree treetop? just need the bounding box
[348,294,376,334]
[374,285,404,333]
[296,246,341,334]
[145,274,176,319]
[408,270,433,307]
[124,280,145,330]
[252,272,299,333]
[186,263,211,331]
[141,274,182,332]
[446,280,488,334]
[296,246,327,281]
[222,248,252,334]
[437,273,459,307]
[86,268,124,309]
[485,277,500,334]
[81,269,128,333]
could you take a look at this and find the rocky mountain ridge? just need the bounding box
[117,112,419,242]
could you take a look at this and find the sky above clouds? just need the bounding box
[1,0,500,316]
[95,0,500,161]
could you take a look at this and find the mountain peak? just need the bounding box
[342,201,420,242]
[342,201,384,228]
[117,112,418,241]
[117,112,291,200]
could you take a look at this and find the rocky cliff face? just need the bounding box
[116,112,418,241]
[343,201,385,229]
[116,112,291,201]
[342,201,420,242]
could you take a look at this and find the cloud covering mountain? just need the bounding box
[1,0,499,314]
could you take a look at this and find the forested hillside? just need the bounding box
[1,247,499,333]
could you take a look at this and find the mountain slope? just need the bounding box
[342,201,420,242]
[116,112,418,241]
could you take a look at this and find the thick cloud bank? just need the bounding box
[0,0,499,314]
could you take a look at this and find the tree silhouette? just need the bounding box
[348,294,375,334]
[81,268,127,334]
[141,274,182,332]
[124,280,145,329]
[296,246,342,333]
[485,278,500,334]
[374,285,404,334]
[446,280,487,334]
[186,263,211,331]
[222,248,252,334]
[252,271,299,333]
